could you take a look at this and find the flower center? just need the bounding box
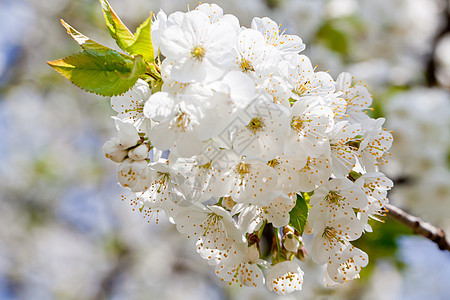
[345,139,361,151]
[291,116,304,132]
[291,116,312,133]
[246,117,265,134]
[124,103,144,115]
[322,226,337,239]
[239,58,255,72]
[322,226,345,243]
[325,191,343,205]
[155,172,170,193]
[191,45,206,61]
[341,257,355,272]
[173,111,190,131]
[235,162,251,176]
[292,80,310,96]
[267,158,280,168]
[199,161,212,169]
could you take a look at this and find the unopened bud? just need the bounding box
[102,139,128,163]
[283,225,294,235]
[248,243,260,264]
[296,245,308,262]
[128,144,149,160]
[116,120,140,149]
[283,233,300,253]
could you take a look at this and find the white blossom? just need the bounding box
[160,10,237,83]
[311,216,364,264]
[324,245,369,286]
[175,204,245,250]
[111,79,152,134]
[115,118,141,150]
[285,96,334,160]
[309,178,368,222]
[251,17,305,57]
[214,242,266,287]
[266,261,304,295]
[335,72,372,124]
[102,139,128,163]
[128,144,149,161]
[278,54,335,101]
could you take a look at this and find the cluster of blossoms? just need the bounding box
[102,3,393,294]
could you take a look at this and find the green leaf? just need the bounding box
[47,50,146,97]
[99,0,135,51]
[98,1,155,63]
[126,14,154,63]
[289,194,309,235]
[60,19,111,52]
[302,192,312,206]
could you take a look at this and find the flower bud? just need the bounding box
[248,243,260,264]
[283,233,300,253]
[296,245,308,262]
[102,139,128,163]
[128,144,149,161]
[116,119,140,149]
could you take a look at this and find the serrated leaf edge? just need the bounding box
[47,52,144,97]
[99,0,135,50]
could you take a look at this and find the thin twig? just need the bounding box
[383,203,450,251]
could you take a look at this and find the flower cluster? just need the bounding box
[102,3,393,294]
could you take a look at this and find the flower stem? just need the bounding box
[257,220,267,239]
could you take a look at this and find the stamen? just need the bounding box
[246,117,265,134]
[191,45,206,61]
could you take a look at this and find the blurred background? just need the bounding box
[0,0,449,299]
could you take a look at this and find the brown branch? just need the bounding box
[383,203,450,251]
